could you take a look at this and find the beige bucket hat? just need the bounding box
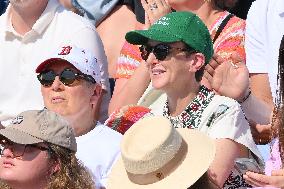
[107,116,216,188]
[0,109,76,152]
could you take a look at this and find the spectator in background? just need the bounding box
[36,45,122,189]
[0,109,94,189]
[0,0,110,126]
[243,35,284,189]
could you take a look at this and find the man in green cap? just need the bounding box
[123,11,263,188]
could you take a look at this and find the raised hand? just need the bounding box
[203,52,249,101]
[141,0,172,27]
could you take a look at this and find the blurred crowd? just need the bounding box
[0,0,284,189]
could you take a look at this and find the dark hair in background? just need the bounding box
[0,0,8,16]
[273,35,284,162]
[118,0,145,24]
[214,0,255,19]
[213,0,238,10]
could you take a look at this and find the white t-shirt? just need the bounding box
[76,124,122,188]
[245,0,284,99]
[0,0,110,123]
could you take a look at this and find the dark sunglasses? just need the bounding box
[139,43,193,61]
[37,68,96,87]
[0,139,50,158]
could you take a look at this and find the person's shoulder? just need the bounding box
[247,0,271,18]
[94,123,123,140]
[250,0,271,8]
[76,124,121,155]
[229,14,245,26]
[55,7,95,30]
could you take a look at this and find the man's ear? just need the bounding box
[189,53,206,72]
[90,84,103,105]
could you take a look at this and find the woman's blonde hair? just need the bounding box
[0,143,95,189]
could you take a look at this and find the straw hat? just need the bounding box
[107,116,216,188]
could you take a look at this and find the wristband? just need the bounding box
[238,90,251,104]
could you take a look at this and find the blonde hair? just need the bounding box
[0,144,95,189]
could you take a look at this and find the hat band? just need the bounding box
[126,139,188,185]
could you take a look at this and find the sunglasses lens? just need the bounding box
[153,44,170,61]
[60,69,76,85]
[139,45,152,61]
[38,70,56,86]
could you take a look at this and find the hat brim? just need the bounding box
[107,129,216,189]
[126,29,182,45]
[0,128,43,144]
[35,58,73,73]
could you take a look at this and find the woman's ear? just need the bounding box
[51,158,61,175]
[189,53,206,72]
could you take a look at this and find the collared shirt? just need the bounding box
[245,0,284,99]
[0,0,110,122]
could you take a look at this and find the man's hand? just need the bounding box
[244,169,284,188]
[203,53,249,101]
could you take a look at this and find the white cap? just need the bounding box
[36,45,101,84]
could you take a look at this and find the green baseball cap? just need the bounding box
[125,11,213,64]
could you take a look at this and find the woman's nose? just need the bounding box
[51,76,65,91]
[147,52,159,65]
[1,146,14,158]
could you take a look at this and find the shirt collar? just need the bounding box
[4,0,61,37]
[32,0,60,35]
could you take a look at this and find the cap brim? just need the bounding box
[0,128,43,144]
[35,58,70,73]
[107,129,216,189]
[126,29,181,45]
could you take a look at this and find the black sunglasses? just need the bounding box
[139,43,193,61]
[37,68,96,87]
